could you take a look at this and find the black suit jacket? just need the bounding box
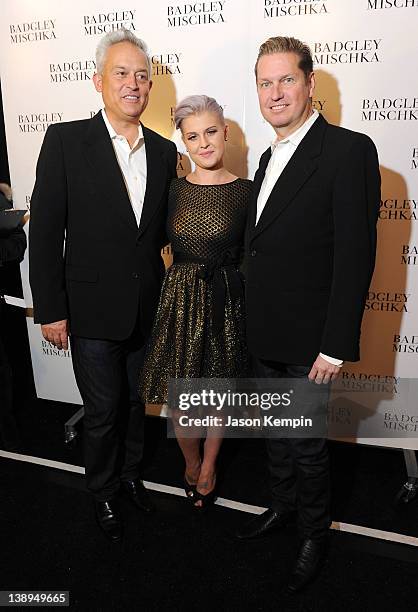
[0,192,27,303]
[29,112,177,340]
[245,113,380,365]
[0,192,27,267]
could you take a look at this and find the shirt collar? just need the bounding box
[271,109,319,152]
[101,108,144,144]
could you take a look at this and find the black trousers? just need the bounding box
[0,304,18,450]
[0,335,14,447]
[253,358,331,540]
[71,327,147,502]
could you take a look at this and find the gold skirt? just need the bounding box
[140,263,248,404]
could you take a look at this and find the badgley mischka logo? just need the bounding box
[401,245,418,265]
[362,98,418,121]
[367,0,418,9]
[264,0,329,18]
[167,1,226,26]
[313,39,382,65]
[366,291,410,313]
[384,412,418,432]
[341,372,399,393]
[412,148,418,170]
[42,340,71,357]
[49,60,96,83]
[393,334,418,353]
[10,19,56,44]
[152,53,182,76]
[312,99,326,111]
[18,113,63,133]
[379,198,417,221]
[83,10,136,35]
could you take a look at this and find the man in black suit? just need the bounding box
[238,36,380,591]
[29,29,177,542]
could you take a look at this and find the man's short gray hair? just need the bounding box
[95,28,151,77]
[174,95,224,130]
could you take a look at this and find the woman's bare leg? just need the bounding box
[171,411,202,492]
[195,429,224,506]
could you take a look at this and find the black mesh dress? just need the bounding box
[140,176,252,404]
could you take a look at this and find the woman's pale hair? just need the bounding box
[174,95,224,130]
[95,28,151,77]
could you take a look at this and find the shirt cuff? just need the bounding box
[320,353,343,367]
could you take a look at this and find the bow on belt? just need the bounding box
[173,246,244,335]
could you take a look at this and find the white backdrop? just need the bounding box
[0,0,417,447]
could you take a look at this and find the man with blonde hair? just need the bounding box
[239,36,380,592]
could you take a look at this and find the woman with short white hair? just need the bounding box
[141,95,251,509]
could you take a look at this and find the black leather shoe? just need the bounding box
[235,508,293,540]
[122,479,155,513]
[287,537,327,593]
[95,500,122,543]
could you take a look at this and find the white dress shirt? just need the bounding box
[256,109,342,367]
[256,109,319,224]
[101,109,147,227]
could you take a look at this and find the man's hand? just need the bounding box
[41,319,69,350]
[308,354,341,385]
[0,183,12,202]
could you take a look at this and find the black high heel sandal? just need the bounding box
[184,464,201,502]
[193,474,217,511]
[184,476,197,502]
[192,488,217,511]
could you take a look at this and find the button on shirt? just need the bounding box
[101,109,147,227]
[255,109,343,367]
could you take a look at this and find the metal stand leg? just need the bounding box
[64,407,84,444]
[395,449,418,504]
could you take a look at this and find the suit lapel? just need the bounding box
[248,148,271,231]
[250,114,327,241]
[83,112,137,230]
[137,126,167,239]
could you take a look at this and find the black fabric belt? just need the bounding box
[172,247,244,334]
